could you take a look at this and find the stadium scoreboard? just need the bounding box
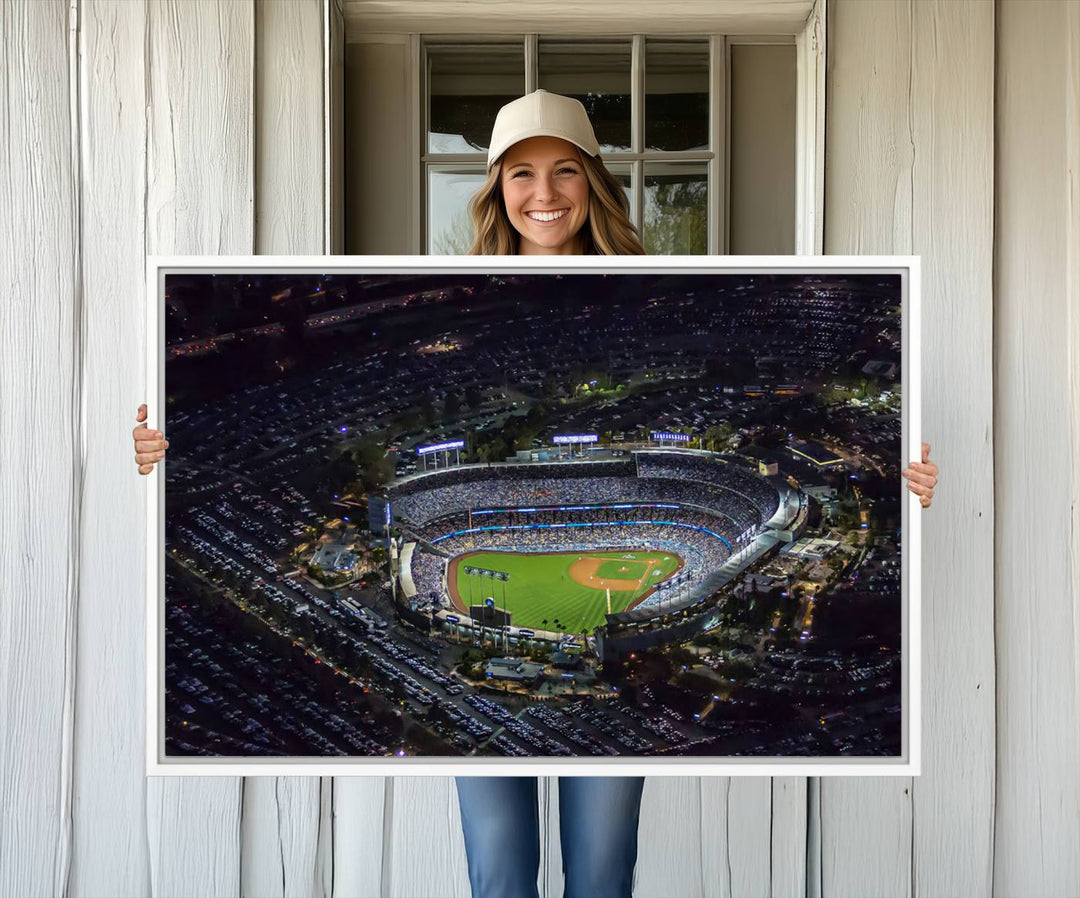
[417,439,465,455]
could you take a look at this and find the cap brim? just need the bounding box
[487,131,599,168]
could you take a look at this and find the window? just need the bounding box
[422,35,788,256]
[342,30,808,256]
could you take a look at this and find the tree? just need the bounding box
[703,422,736,452]
[481,436,509,463]
[433,211,474,255]
[350,440,394,491]
[513,430,537,451]
[643,178,707,254]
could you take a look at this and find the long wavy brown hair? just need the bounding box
[467,149,645,255]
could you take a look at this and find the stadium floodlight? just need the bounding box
[417,439,465,455]
[650,431,692,442]
[552,434,598,445]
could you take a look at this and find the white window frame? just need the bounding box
[402,1,825,257]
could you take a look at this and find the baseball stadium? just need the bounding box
[383,448,803,656]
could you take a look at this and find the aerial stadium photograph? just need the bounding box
[153,260,913,767]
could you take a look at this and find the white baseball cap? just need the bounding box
[486,89,601,169]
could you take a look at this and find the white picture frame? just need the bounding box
[146,254,920,777]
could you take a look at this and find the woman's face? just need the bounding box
[499,136,590,255]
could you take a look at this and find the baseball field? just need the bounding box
[447,548,683,632]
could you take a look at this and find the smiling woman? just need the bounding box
[465,90,645,256]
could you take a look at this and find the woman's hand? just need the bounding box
[133,403,169,475]
[902,441,938,508]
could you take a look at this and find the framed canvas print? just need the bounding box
[145,255,921,776]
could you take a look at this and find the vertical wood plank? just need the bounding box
[72,2,152,896]
[144,0,255,257]
[241,777,325,898]
[146,778,244,896]
[334,778,388,897]
[824,0,913,255]
[384,777,471,898]
[821,780,911,897]
[633,777,704,898]
[908,2,995,896]
[243,2,330,897]
[144,2,254,895]
[0,2,77,896]
[254,0,324,256]
[769,777,808,897]
[699,778,781,898]
[994,1,1080,893]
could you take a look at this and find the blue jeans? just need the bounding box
[455,776,646,898]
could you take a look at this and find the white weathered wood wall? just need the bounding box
[1,1,1077,896]
[823,2,995,894]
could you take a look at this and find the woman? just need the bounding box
[451,90,650,898]
[132,90,939,898]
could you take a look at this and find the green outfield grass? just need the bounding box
[452,549,681,632]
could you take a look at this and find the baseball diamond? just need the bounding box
[447,549,683,631]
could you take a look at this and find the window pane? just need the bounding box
[645,40,709,152]
[538,40,631,153]
[428,167,487,254]
[643,163,707,254]
[604,163,634,219]
[428,44,524,154]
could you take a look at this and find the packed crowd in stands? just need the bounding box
[419,505,741,550]
[635,452,781,520]
[388,453,778,529]
[407,550,449,610]
[393,473,634,525]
